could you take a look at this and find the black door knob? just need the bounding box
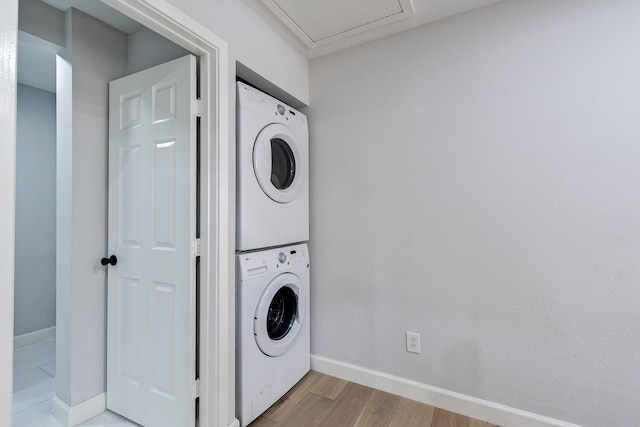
[101,255,118,266]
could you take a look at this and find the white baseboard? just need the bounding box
[228,419,240,427]
[13,326,56,348]
[311,355,581,427]
[51,393,106,427]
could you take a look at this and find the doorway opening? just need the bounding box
[11,0,231,426]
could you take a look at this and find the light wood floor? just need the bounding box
[249,371,498,427]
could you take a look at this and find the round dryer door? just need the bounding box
[253,123,304,204]
[254,272,304,357]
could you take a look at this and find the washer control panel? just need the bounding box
[237,243,309,281]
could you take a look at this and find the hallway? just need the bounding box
[12,340,138,427]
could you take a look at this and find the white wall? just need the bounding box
[15,83,57,337]
[165,0,309,106]
[17,0,64,93]
[56,8,128,407]
[308,1,640,426]
[127,26,188,75]
[0,1,18,424]
[18,0,65,47]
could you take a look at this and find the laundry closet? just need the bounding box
[234,82,310,427]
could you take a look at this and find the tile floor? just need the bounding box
[12,340,139,427]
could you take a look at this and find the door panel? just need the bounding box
[119,145,141,247]
[152,139,177,249]
[116,277,140,383]
[107,54,197,427]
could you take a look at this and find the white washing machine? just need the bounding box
[236,82,309,252]
[236,243,310,427]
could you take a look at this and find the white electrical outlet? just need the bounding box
[406,332,420,354]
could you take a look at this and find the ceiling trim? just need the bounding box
[260,0,415,49]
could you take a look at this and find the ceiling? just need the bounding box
[18,0,504,92]
[254,0,504,58]
[40,0,142,33]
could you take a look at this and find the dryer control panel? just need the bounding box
[237,82,307,130]
[237,243,309,281]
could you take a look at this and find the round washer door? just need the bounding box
[253,123,304,204]
[254,272,304,357]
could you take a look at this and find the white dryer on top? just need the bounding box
[236,82,309,252]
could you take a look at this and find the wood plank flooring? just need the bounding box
[249,371,497,427]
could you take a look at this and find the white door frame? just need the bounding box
[0,0,234,426]
[0,1,19,426]
[101,2,233,426]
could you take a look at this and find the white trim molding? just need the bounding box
[259,0,415,49]
[311,355,582,427]
[51,393,106,427]
[13,326,56,348]
[0,1,18,426]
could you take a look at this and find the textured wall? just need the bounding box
[15,84,56,337]
[308,1,640,425]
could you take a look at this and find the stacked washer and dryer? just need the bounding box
[235,82,310,427]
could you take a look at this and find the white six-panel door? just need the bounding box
[107,54,197,427]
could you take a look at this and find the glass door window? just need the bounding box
[270,138,296,190]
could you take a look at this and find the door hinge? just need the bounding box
[195,98,202,117]
[190,378,201,400]
[192,238,201,257]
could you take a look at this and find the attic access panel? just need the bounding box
[262,0,415,48]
